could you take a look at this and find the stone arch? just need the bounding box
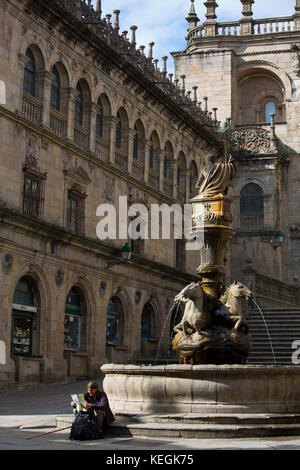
[235,62,291,125]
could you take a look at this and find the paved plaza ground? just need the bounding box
[0,380,300,454]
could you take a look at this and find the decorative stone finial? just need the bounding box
[148,42,155,61]
[186,0,200,31]
[130,25,138,46]
[113,10,120,31]
[203,1,218,36]
[204,1,218,20]
[96,0,102,17]
[240,0,254,17]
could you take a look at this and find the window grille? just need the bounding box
[66,187,86,234]
[50,65,61,112]
[240,183,264,231]
[23,167,46,219]
[23,49,35,97]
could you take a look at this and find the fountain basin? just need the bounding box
[101,364,300,415]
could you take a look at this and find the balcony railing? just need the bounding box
[132,159,144,181]
[50,109,67,138]
[115,148,128,172]
[74,123,89,150]
[95,136,109,162]
[22,94,42,125]
[240,215,264,232]
[187,15,296,44]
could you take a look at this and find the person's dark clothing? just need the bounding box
[84,391,114,426]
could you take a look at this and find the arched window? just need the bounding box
[96,98,103,138]
[149,142,154,169]
[240,183,264,231]
[141,303,156,339]
[133,124,138,160]
[265,101,276,123]
[24,49,36,97]
[12,277,39,357]
[74,83,83,126]
[115,112,122,149]
[106,297,124,346]
[50,65,61,112]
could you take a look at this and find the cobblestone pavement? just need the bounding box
[0,380,300,451]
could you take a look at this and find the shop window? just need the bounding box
[11,277,38,357]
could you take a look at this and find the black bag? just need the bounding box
[69,411,101,441]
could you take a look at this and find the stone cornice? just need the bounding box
[0,205,197,284]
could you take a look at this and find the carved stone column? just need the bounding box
[144,140,151,184]
[36,71,54,128]
[240,0,254,35]
[191,193,235,298]
[88,102,99,153]
[18,53,30,113]
[185,169,191,204]
[105,116,117,164]
[126,128,136,174]
[63,87,76,140]
[159,151,165,192]
[172,160,179,200]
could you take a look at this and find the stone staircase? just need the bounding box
[247,307,300,365]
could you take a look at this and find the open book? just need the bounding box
[71,393,87,412]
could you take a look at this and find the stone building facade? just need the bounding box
[174,0,300,306]
[0,0,223,390]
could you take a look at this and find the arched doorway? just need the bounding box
[64,286,88,377]
[106,296,125,363]
[140,302,156,358]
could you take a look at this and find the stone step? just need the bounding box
[56,413,300,438]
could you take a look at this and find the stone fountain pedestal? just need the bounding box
[101,363,300,438]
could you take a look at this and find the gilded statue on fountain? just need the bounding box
[172,153,253,365]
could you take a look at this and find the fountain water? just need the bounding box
[252,299,276,365]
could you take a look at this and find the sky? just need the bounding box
[93,0,296,73]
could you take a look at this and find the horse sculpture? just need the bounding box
[173,281,211,336]
[217,281,253,331]
[172,280,253,365]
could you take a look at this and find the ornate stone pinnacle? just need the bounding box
[96,0,102,16]
[204,1,218,21]
[240,0,254,18]
[186,0,199,30]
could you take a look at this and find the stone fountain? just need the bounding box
[101,153,300,438]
